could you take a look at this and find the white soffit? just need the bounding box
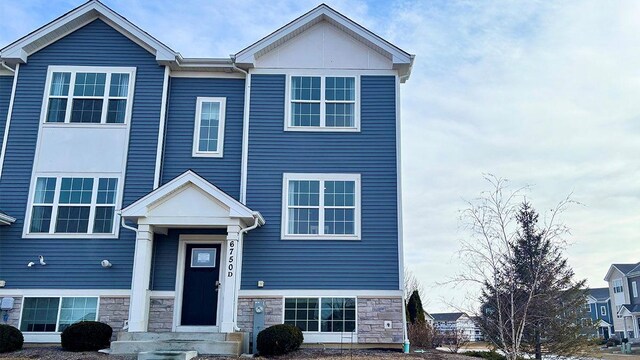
[0,0,178,64]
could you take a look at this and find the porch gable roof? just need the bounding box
[120,170,264,226]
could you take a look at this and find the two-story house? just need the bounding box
[586,287,614,339]
[604,263,640,341]
[431,312,483,342]
[0,0,414,355]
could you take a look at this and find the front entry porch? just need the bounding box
[118,171,264,341]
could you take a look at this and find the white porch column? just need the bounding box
[633,316,639,339]
[128,224,154,332]
[220,225,241,333]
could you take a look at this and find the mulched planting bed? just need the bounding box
[0,346,471,360]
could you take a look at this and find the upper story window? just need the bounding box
[600,305,607,316]
[192,97,226,157]
[633,281,638,298]
[287,75,359,131]
[613,279,623,293]
[26,175,119,237]
[282,173,360,240]
[43,66,136,124]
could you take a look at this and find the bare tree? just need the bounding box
[404,267,425,301]
[441,328,470,353]
[454,175,573,360]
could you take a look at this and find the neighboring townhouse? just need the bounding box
[431,312,483,342]
[586,287,614,339]
[0,0,414,355]
[604,263,640,341]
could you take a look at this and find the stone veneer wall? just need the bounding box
[148,297,174,332]
[1,296,22,328]
[98,297,129,339]
[237,296,404,344]
[237,297,283,335]
[357,297,403,344]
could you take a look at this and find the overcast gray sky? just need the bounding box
[2,0,638,312]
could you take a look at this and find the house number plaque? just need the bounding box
[227,240,236,277]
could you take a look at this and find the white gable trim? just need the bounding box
[234,4,414,80]
[120,170,264,225]
[604,265,625,281]
[0,0,177,64]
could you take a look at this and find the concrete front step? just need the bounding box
[118,332,236,342]
[111,339,241,355]
[138,351,198,360]
[111,332,245,356]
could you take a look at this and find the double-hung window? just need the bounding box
[193,97,226,157]
[600,306,607,316]
[282,173,360,240]
[20,297,98,333]
[27,176,119,237]
[44,66,135,124]
[613,279,623,293]
[284,297,356,333]
[287,75,359,131]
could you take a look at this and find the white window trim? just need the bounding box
[282,296,358,340]
[41,66,136,126]
[18,295,99,336]
[281,173,361,240]
[284,73,360,132]
[192,97,226,158]
[23,172,124,239]
[601,305,607,316]
[633,281,638,298]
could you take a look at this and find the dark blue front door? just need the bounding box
[181,244,221,326]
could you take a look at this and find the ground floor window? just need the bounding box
[284,297,356,333]
[20,297,98,332]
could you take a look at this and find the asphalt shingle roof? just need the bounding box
[431,312,466,322]
[613,263,640,275]
[588,287,610,301]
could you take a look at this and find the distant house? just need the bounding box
[604,263,640,342]
[431,312,483,342]
[586,288,614,339]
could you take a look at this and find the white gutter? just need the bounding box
[118,212,138,232]
[233,211,263,331]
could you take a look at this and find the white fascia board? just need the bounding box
[121,170,257,221]
[234,4,413,68]
[1,0,177,64]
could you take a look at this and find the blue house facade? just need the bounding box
[586,288,614,339]
[0,0,414,349]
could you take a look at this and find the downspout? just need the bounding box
[233,212,262,331]
[118,212,138,232]
[1,62,15,74]
[230,57,251,204]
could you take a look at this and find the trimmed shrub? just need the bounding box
[257,324,304,356]
[0,325,23,353]
[464,350,507,360]
[61,321,112,352]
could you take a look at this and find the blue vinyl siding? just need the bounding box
[0,19,164,289]
[242,74,399,290]
[161,77,245,198]
[0,75,12,152]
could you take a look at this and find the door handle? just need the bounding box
[215,280,221,292]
